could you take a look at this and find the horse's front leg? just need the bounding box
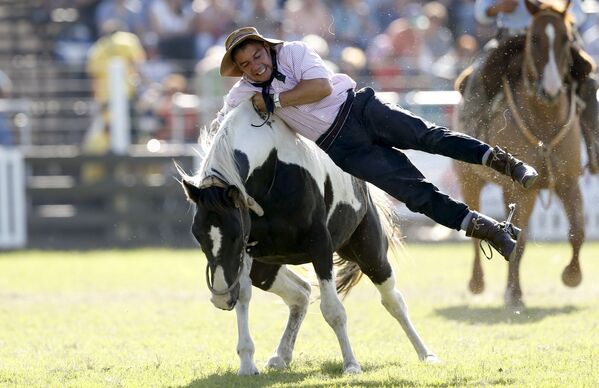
[555,179,584,287]
[263,265,311,369]
[235,255,259,375]
[503,189,536,311]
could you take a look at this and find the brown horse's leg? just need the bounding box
[455,162,485,294]
[503,188,537,311]
[555,180,585,287]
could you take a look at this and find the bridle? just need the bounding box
[205,206,250,295]
[502,12,578,207]
[199,174,254,296]
[522,11,573,96]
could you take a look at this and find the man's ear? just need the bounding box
[182,179,201,203]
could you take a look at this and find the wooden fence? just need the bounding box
[23,145,199,249]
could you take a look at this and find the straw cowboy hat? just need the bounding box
[220,27,283,77]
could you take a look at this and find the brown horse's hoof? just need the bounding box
[468,277,485,294]
[561,264,582,287]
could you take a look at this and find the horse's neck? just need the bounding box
[514,81,571,127]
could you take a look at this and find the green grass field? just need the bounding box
[1,242,598,387]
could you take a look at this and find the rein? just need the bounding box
[502,76,577,206]
[199,175,253,296]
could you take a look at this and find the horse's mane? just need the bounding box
[179,100,259,207]
[200,101,257,199]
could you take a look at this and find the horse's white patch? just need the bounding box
[212,266,227,293]
[227,101,363,220]
[542,23,562,97]
[209,226,222,258]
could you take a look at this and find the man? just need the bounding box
[214,27,539,261]
[472,0,599,173]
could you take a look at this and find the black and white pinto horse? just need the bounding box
[180,100,439,375]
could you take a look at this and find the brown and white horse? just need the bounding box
[455,0,585,310]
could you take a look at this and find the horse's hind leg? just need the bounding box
[375,271,440,363]
[311,230,362,374]
[338,205,439,363]
[555,180,585,287]
[257,265,311,369]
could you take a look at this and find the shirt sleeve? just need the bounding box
[475,0,495,25]
[281,41,332,81]
[570,0,586,27]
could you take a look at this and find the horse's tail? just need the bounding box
[334,256,363,300]
[334,184,403,299]
[368,184,404,258]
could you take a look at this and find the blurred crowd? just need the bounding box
[2,0,598,147]
[55,0,499,82]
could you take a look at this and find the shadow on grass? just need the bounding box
[182,368,311,388]
[183,359,508,387]
[435,304,580,325]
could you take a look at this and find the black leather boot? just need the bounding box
[465,211,521,261]
[485,146,538,188]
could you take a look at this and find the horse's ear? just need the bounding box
[226,185,264,216]
[524,0,541,15]
[226,185,243,208]
[182,179,201,203]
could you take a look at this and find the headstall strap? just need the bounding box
[199,175,228,189]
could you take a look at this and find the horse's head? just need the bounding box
[524,0,573,101]
[182,176,262,310]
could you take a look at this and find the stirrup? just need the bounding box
[480,203,519,260]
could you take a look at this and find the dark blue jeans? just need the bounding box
[321,87,490,230]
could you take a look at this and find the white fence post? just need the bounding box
[0,148,26,249]
[108,58,130,154]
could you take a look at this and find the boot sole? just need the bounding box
[521,173,538,189]
[506,240,519,261]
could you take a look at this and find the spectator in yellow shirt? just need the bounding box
[87,18,146,106]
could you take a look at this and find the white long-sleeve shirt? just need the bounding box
[214,41,356,141]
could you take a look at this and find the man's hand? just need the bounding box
[498,0,518,13]
[252,93,271,113]
[488,0,518,16]
[252,93,266,113]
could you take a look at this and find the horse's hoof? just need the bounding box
[343,362,362,375]
[264,355,288,369]
[504,292,525,312]
[423,354,443,364]
[561,266,582,288]
[468,278,485,294]
[238,364,260,376]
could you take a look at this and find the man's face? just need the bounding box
[233,42,272,83]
